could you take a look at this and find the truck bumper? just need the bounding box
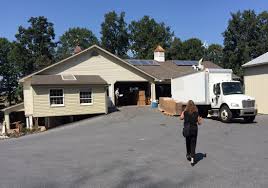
[239,109,257,116]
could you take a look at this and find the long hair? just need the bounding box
[185,100,198,114]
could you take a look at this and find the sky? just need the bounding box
[0,0,267,45]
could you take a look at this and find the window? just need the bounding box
[61,74,76,80]
[50,89,64,106]
[80,89,92,104]
[222,82,243,95]
[213,83,221,95]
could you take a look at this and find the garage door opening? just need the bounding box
[156,83,171,99]
[114,82,150,106]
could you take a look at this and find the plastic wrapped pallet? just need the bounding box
[158,97,171,111]
[137,100,146,106]
[159,97,185,115]
[165,98,176,115]
[175,101,185,116]
[137,90,146,106]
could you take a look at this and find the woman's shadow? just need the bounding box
[194,153,207,165]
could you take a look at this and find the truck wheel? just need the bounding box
[244,116,255,123]
[219,105,232,123]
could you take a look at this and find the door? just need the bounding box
[107,85,114,107]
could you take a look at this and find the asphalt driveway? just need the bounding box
[0,106,268,188]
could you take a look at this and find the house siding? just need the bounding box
[41,51,148,83]
[39,51,151,107]
[32,85,106,117]
[23,80,34,116]
[244,64,268,114]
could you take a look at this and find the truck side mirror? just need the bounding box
[213,84,220,95]
[213,85,218,95]
[216,85,221,95]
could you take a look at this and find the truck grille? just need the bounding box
[242,100,255,108]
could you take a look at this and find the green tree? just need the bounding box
[14,16,56,75]
[8,43,32,76]
[222,10,266,76]
[129,16,174,59]
[181,38,205,60]
[257,11,268,54]
[57,27,99,60]
[101,11,129,57]
[205,44,223,66]
[0,38,20,105]
[166,37,183,60]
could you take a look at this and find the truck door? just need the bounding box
[211,83,221,108]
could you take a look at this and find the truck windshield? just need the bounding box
[222,82,243,95]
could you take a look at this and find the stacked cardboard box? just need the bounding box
[137,90,146,106]
[145,97,151,105]
[159,97,185,116]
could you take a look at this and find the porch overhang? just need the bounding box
[1,103,24,130]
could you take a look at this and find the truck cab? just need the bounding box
[211,81,257,122]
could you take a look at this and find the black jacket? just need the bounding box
[184,111,198,136]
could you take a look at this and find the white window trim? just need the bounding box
[61,74,76,80]
[79,89,93,105]
[49,88,65,107]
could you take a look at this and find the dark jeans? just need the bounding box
[186,135,197,158]
[115,97,119,107]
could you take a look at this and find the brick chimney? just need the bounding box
[154,45,165,62]
[74,45,82,54]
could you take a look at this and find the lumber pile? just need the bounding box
[137,90,146,106]
[158,97,185,116]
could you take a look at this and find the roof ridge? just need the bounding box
[243,51,268,68]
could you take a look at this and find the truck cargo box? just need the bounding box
[171,69,233,105]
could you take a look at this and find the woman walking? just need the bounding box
[180,100,202,166]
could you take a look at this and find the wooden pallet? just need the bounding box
[162,111,180,116]
[158,107,180,116]
[158,107,164,112]
[163,111,174,116]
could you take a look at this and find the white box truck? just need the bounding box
[171,68,257,122]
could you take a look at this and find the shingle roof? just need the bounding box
[242,52,268,68]
[31,75,108,85]
[1,102,24,113]
[130,60,223,80]
[18,45,230,83]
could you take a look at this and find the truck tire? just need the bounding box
[244,116,255,123]
[219,105,232,123]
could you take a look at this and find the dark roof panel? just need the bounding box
[132,60,222,80]
[172,60,198,66]
[126,59,160,66]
